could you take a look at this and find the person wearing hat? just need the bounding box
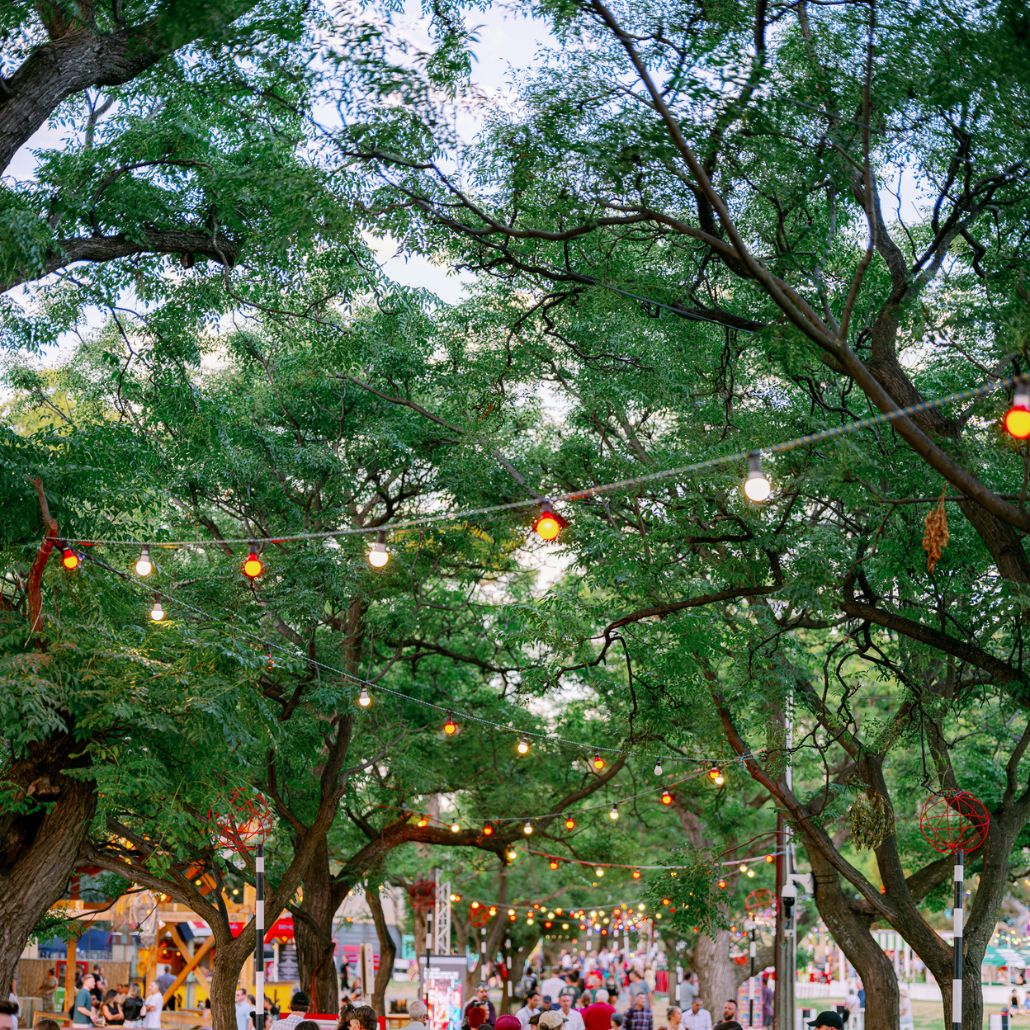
[807,1013,844,1030]
[496,1016,522,1030]
[465,985,497,1026]
[539,1012,565,1030]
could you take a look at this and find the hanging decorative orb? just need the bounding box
[744,888,774,916]
[207,788,274,854]
[918,789,990,854]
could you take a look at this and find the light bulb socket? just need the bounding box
[1015,387,1030,409]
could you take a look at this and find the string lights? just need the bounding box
[608,803,620,821]
[1004,386,1030,439]
[517,736,531,756]
[532,503,567,541]
[242,548,264,579]
[367,532,390,569]
[592,753,606,771]
[149,597,165,622]
[653,758,663,777]
[742,453,771,503]
[708,766,725,786]
[61,547,79,570]
[357,686,372,708]
[134,547,153,577]
[660,789,673,806]
[442,714,459,736]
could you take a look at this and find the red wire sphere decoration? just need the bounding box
[207,788,274,855]
[918,789,990,855]
[744,888,775,917]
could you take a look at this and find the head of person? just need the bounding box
[48,969,55,977]
[611,1015,625,1029]
[806,1014,843,1030]
[527,992,542,1011]
[104,990,118,1004]
[467,1004,489,1030]
[691,1001,702,1016]
[594,990,609,1005]
[539,1013,564,1030]
[338,1005,357,1030]
[559,996,572,1014]
[350,1006,378,1030]
[0,1002,17,1030]
[37,1020,61,1030]
[634,995,646,1010]
[713,1023,743,1030]
[129,985,142,999]
[722,1001,737,1021]
[162,967,170,975]
[236,989,247,1005]
[83,975,96,991]
[629,972,639,983]
[477,983,490,1002]
[667,1007,681,1025]
[296,1020,321,1030]
[408,1001,428,1025]
[291,991,311,1014]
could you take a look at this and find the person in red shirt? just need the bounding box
[583,990,615,1030]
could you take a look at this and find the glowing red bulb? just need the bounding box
[61,548,79,570]
[242,550,263,579]
[549,859,560,870]
[564,816,576,830]
[443,715,459,736]
[533,505,567,541]
[1005,390,1030,439]
[632,869,641,880]
[592,753,606,771]
[660,789,673,806]
[482,823,495,836]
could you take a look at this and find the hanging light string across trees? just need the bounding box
[53,373,1030,555]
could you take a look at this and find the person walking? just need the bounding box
[682,1000,711,1030]
[270,992,310,1030]
[558,994,585,1030]
[624,995,652,1030]
[516,992,543,1030]
[583,991,615,1030]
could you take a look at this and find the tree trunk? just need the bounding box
[368,886,397,1015]
[210,934,249,1030]
[295,838,341,1013]
[693,930,738,1019]
[0,734,96,993]
[807,848,899,1030]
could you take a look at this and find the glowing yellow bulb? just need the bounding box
[357,687,372,708]
[443,715,459,736]
[517,736,531,755]
[523,821,534,835]
[1005,391,1030,438]
[368,538,389,569]
[242,551,263,579]
[533,506,567,541]
[61,548,79,570]
[592,753,606,771]
[450,822,461,834]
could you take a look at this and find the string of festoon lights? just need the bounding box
[56,372,1030,572]
[64,546,767,783]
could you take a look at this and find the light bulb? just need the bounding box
[718,879,728,890]
[61,548,80,571]
[609,803,619,821]
[368,533,390,569]
[660,790,673,806]
[564,816,576,830]
[417,815,429,827]
[653,758,663,777]
[747,868,756,878]
[134,547,153,577]
[450,822,461,834]
[632,869,641,880]
[443,714,458,736]
[708,766,725,786]
[1005,388,1030,439]
[149,599,165,622]
[595,867,604,878]
[743,452,771,503]
[549,859,560,870]
[482,823,495,836]
[533,503,567,541]
[739,863,749,874]
[592,753,606,771]
[506,847,517,862]
[357,686,372,708]
[242,549,263,579]
[523,820,534,835]
[517,736,531,756]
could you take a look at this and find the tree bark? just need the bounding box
[0,734,96,994]
[368,886,397,1015]
[693,930,738,1019]
[210,931,250,1030]
[295,838,341,1013]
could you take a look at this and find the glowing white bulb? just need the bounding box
[357,686,372,708]
[609,803,620,822]
[653,758,663,777]
[523,821,534,835]
[517,736,531,755]
[450,822,461,834]
[134,547,153,577]
[743,452,771,503]
[368,538,389,569]
[149,600,165,622]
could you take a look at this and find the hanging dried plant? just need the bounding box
[922,488,949,573]
[847,790,894,851]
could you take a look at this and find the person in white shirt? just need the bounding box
[235,988,251,1030]
[401,999,429,1030]
[516,992,543,1030]
[270,992,310,1030]
[558,995,585,1030]
[143,984,163,1030]
[541,971,566,1005]
[681,999,711,1030]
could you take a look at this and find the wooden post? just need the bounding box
[65,937,79,1014]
